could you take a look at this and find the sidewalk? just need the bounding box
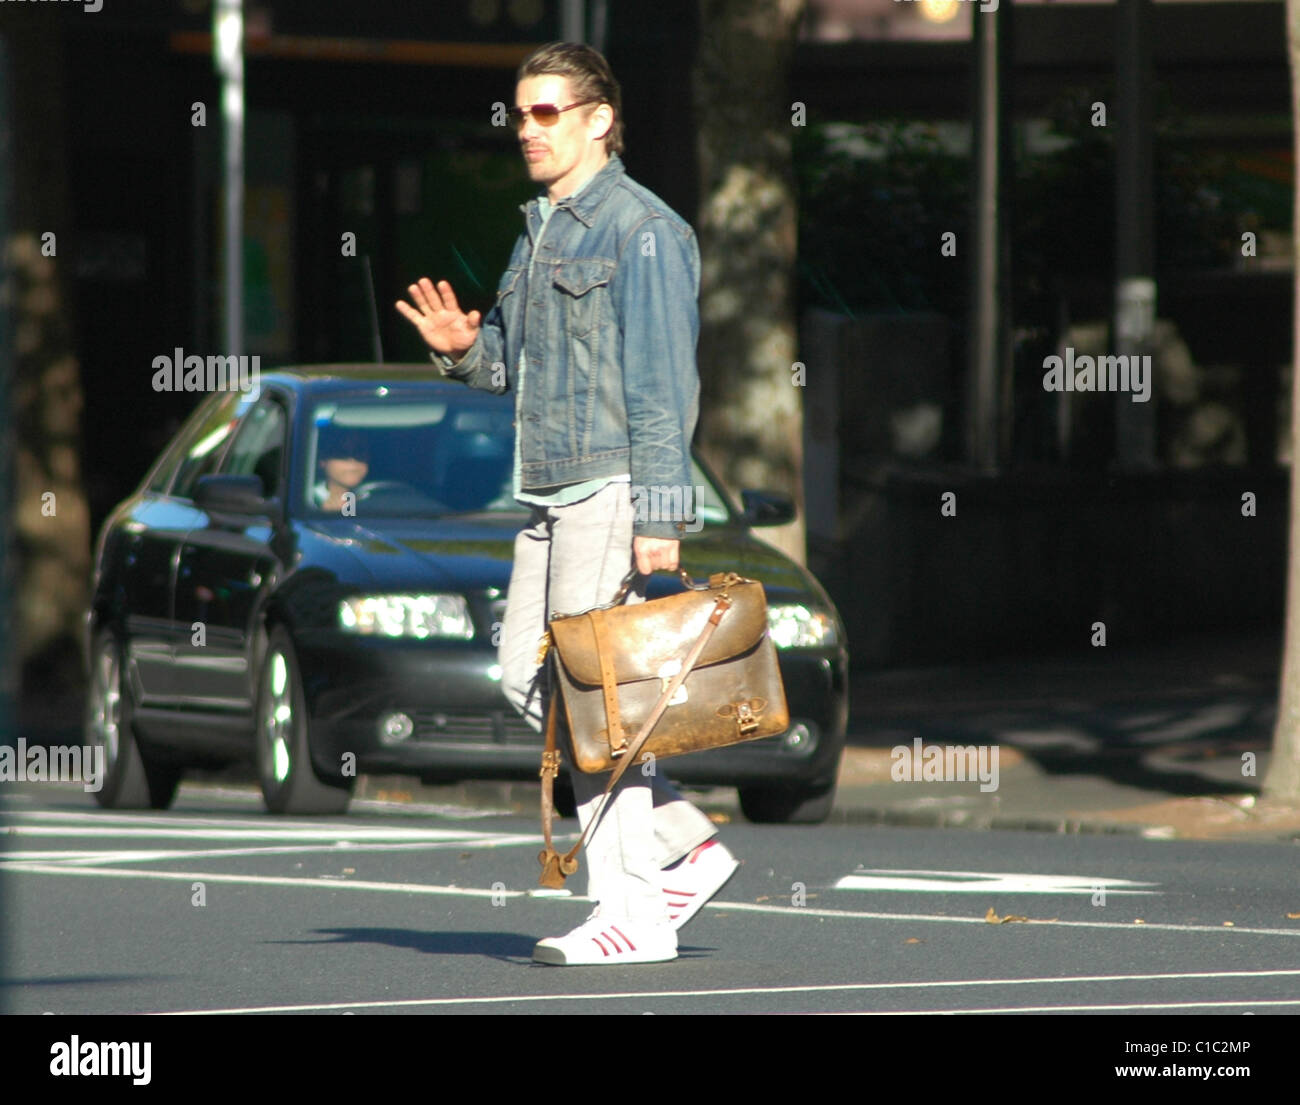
[824,628,1300,841]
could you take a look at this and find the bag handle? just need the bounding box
[607,566,708,606]
[537,589,732,888]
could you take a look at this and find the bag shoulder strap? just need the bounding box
[589,609,627,756]
[537,591,732,888]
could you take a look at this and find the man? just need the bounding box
[396,42,737,965]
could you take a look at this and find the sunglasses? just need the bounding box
[506,100,597,130]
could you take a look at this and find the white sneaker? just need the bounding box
[661,840,739,929]
[532,913,678,966]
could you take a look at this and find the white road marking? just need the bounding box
[0,807,567,872]
[2,861,538,898]
[3,824,525,842]
[5,860,1298,938]
[835,869,1158,895]
[712,899,1300,937]
[852,999,1300,1014]
[1,835,548,867]
[138,968,1300,1014]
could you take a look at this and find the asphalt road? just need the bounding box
[3,781,1299,1022]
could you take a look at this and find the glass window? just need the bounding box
[220,398,288,499]
[306,394,517,516]
[165,392,246,500]
[688,460,734,526]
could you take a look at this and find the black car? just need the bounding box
[84,366,848,822]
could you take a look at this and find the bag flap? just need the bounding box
[549,580,768,686]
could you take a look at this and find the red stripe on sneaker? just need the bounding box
[609,925,637,952]
[662,888,696,897]
[688,842,716,864]
[592,935,611,956]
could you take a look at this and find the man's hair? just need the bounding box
[517,41,624,156]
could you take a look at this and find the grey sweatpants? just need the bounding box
[498,481,717,924]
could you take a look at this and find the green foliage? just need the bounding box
[795,89,1285,325]
[794,121,969,316]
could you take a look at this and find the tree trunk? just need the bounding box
[693,0,806,564]
[1264,0,1300,799]
[2,16,90,700]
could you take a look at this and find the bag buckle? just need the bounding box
[539,750,561,779]
[735,700,758,735]
[718,699,763,736]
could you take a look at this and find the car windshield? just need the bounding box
[304,388,733,524]
[306,394,518,516]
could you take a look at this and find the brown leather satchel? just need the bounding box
[536,569,788,887]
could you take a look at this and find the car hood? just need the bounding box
[674,527,833,606]
[298,513,524,592]
[297,514,834,611]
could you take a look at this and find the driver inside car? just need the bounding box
[313,429,373,512]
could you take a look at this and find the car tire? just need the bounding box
[256,626,353,815]
[85,629,182,810]
[738,781,836,825]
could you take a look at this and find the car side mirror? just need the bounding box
[740,489,795,527]
[194,474,272,518]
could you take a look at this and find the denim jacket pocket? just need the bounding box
[552,259,614,338]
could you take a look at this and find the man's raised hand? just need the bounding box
[395,278,481,360]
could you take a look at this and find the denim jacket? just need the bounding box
[435,154,701,540]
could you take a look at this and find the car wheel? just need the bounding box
[738,781,836,825]
[256,626,353,815]
[85,629,181,810]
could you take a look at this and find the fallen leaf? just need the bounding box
[1287,912,1300,919]
[904,937,922,944]
[707,811,731,824]
[754,895,770,902]
[985,907,1029,924]
[1134,919,1145,924]
[342,867,355,875]
[1223,921,1235,927]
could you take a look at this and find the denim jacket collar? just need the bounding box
[517,153,626,229]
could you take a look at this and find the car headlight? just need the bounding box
[338,594,475,639]
[767,603,838,649]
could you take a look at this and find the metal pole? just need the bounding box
[967,7,1008,472]
[1115,0,1156,467]
[215,0,244,358]
[560,0,586,43]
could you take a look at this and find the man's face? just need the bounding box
[515,74,612,198]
